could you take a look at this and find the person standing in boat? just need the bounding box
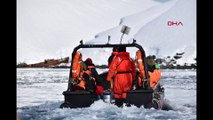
[107,46,136,107]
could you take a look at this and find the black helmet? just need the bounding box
[146,55,156,66]
[146,55,156,60]
[117,46,126,52]
[112,46,118,52]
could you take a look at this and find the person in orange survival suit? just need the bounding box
[84,58,107,96]
[145,55,161,89]
[137,55,161,89]
[105,47,119,90]
[106,46,136,107]
[71,57,101,98]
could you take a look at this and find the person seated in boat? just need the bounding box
[83,57,107,95]
[69,52,98,93]
[146,55,161,89]
[135,50,161,89]
[70,56,108,97]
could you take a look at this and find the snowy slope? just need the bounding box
[82,0,196,66]
[17,0,159,64]
[134,0,196,65]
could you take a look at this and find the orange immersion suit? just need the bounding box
[136,50,161,89]
[107,52,136,99]
[149,69,161,89]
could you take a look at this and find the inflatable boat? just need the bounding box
[60,40,168,110]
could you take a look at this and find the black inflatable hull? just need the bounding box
[60,91,96,108]
[126,89,153,108]
[60,89,166,109]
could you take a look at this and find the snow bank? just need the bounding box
[134,0,196,65]
[17,0,159,64]
[82,0,196,66]
[18,0,196,66]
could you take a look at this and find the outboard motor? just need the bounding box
[152,97,162,110]
[152,87,165,109]
[145,85,165,109]
[101,90,114,103]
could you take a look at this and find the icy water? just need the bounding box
[17,68,196,120]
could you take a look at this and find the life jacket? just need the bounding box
[75,64,97,91]
[71,51,82,79]
[136,52,161,88]
[87,64,104,95]
[107,52,136,99]
[136,50,146,87]
[107,52,136,79]
[71,51,86,91]
[149,69,161,89]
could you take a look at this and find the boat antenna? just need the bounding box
[107,35,111,44]
[120,25,131,44]
[80,40,83,45]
